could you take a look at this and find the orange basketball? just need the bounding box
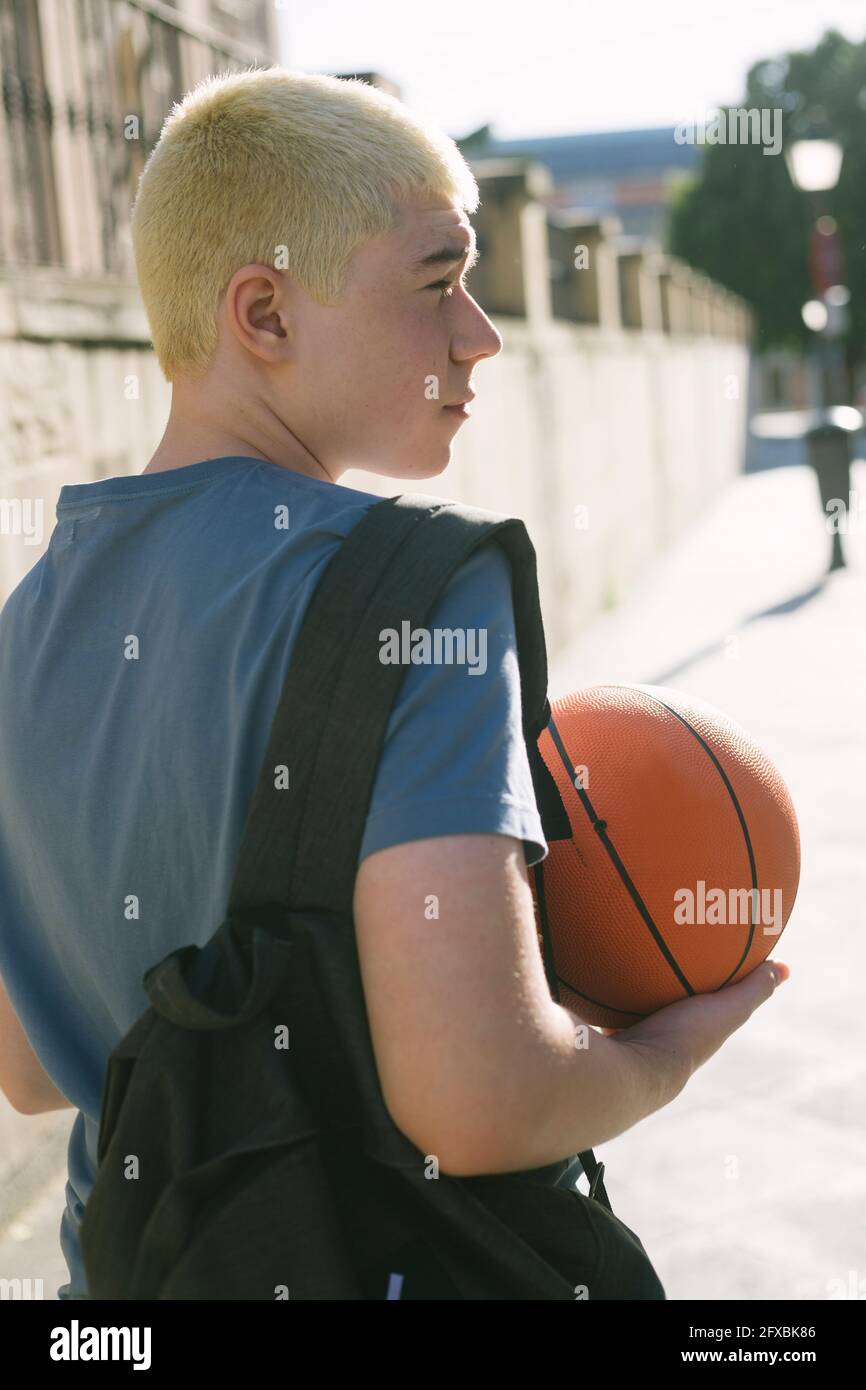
[529,683,800,1029]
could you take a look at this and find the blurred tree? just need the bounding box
[666,28,866,367]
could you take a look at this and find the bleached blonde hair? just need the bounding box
[130,66,480,382]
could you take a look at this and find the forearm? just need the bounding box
[487,1003,688,1173]
[0,977,75,1114]
[23,1080,75,1114]
[1,1068,75,1115]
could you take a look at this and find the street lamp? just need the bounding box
[784,133,856,572]
[784,138,843,193]
[784,133,847,410]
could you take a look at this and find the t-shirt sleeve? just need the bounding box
[357,540,549,868]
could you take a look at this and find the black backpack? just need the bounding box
[80,492,665,1300]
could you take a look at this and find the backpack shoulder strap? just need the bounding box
[223,488,609,1209]
[225,492,568,925]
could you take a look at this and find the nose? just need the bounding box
[452,295,503,364]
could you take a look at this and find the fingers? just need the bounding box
[598,960,790,1040]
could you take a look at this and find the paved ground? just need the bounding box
[0,1164,68,1299]
[2,440,864,1302]
[549,450,866,1301]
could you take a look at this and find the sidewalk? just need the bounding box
[0,1165,68,1299]
[0,1103,71,1300]
[549,458,866,1300]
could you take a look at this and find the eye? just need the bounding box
[428,278,459,299]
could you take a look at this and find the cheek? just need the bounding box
[390,307,452,404]
[328,299,450,419]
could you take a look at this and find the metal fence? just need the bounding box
[0,0,273,277]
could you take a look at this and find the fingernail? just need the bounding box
[770,962,790,986]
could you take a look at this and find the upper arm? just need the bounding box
[356,541,548,870]
[350,542,552,1175]
[353,833,556,1176]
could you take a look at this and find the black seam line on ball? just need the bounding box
[547,712,696,997]
[617,689,760,986]
[556,975,647,1019]
[553,692,761,995]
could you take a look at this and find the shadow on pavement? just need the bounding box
[649,577,832,685]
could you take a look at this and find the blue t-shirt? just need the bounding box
[0,455,549,1298]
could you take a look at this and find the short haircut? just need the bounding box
[130,66,480,382]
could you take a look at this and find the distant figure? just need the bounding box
[804,408,862,571]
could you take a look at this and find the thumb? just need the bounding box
[765,959,791,989]
[738,959,790,1012]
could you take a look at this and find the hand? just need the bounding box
[598,960,790,1089]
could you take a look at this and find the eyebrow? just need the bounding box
[408,230,480,276]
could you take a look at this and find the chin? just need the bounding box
[410,455,453,481]
[359,450,453,484]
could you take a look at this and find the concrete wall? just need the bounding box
[345,321,748,659]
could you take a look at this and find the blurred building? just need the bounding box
[178,0,278,53]
[0,0,279,278]
[458,125,701,243]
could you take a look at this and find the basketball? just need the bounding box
[529,683,800,1029]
